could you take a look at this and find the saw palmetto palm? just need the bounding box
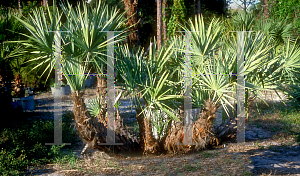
[13,5,61,83]
[231,11,255,31]
[14,0,131,86]
[178,14,223,57]
[60,0,130,74]
[254,18,295,47]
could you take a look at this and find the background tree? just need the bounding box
[163,0,167,42]
[184,0,229,23]
[157,0,162,49]
[122,0,140,49]
[262,0,269,18]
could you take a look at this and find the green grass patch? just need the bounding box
[183,164,197,172]
[249,101,300,144]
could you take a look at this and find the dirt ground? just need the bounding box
[24,125,300,176]
[23,89,300,176]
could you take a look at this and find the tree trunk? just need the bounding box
[136,107,160,154]
[18,0,22,11]
[96,76,125,132]
[41,0,48,7]
[197,0,201,16]
[164,99,221,154]
[96,76,107,125]
[72,91,102,150]
[157,0,162,49]
[72,91,139,154]
[13,74,25,97]
[162,0,167,43]
[263,0,269,19]
[122,0,140,49]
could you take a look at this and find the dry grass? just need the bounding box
[48,145,254,176]
[26,90,300,175]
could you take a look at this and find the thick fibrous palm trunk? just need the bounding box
[96,76,107,125]
[72,91,139,154]
[96,76,124,131]
[164,100,220,154]
[13,74,25,97]
[72,91,103,150]
[136,99,225,154]
[143,115,159,153]
[136,107,161,154]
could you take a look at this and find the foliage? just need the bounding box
[15,0,130,87]
[9,0,300,154]
[0,112,79,175]
[21,1,39,17]
[167,0,186,37]
[0,6,48,90]
[87,96,106,118]
[0,7,24,43]
[179,14,224,56]
[280,83,300,105]
[254,17,295,47]
[0,148,27,175]
[268,0,300,36]
[231,11,255,31]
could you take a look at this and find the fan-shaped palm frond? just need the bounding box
[231,11,255,31]
[62,58,90,93]
[178,14,223,57]
[254,18,295,46]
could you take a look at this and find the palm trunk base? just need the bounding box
[164,100,221,154]
[72,91,139,155]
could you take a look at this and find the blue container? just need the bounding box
[21,95,34,110]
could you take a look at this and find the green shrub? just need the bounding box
[0,112,80,174]
[0,148,28,175]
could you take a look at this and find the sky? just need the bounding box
[229,0,261,9]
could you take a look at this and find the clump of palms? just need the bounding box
[14,0,300,156]
[14,0,139,154]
